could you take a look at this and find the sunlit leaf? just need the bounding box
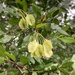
[62,25,70,31]
[32,72,37,75]
[59,37,75,43]
[0,45,6,57]
[0,57,5,64]
[36,23,48,28]
[51,24,68,35]
[5,52,16,61]
[0,72,7,75]
[71,70,75,75]
[0,35,13,43]
[71,54,75,69]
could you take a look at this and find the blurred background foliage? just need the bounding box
[0,0,75,75]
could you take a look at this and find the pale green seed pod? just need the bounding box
[28,40,39,53]
[43,39,53,58]
[26,14,35,26]
[19,18,28,30]
[31,44,44,58]
[28,37,53,58]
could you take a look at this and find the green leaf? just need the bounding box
[72,34,75,38]
[36,23,48,28]
[35,64,45,70]
[16,0,21,3]
[0,57,5,65]
[7,72,15,75]
[8,17,19,25]
[59,37,75,43]
[57,42,66,49]
[71,54,75,69]
[45,63,58,70]
[71,70,75,75]
[43,72,48,75]
[0,30,4,36]
[51,24,68,35]
[5,7,14,14]
[60,61,73,68]
[5,52,16,61]
[22,0,27,11]
[17,36,23,47]
[29,57,35,64]
[23,35,30,42]
[32,4,41,12]
[32,72,37,75]
[0,4,3,13]
[0,23,6,32]
[34,58,44,64]
[0,72,7,75]
[62,25,70,31]
[53,18,59,25]
[16,0,27,11]
[20,56,29,64]
[60,69,70,75]
[0,45,6,57]
[0,35,13,43]
[32,4,41,17]
[7,68,19,75]
[52,9,60,17]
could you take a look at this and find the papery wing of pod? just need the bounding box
[43,39,53,58]
[32,44,44,58]
[19,18,28,30]
[26,14,35,26]
[43,48,53,58]
[44,39,53,49]
[28,40,39,53]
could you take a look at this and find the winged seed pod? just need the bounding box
[28,39,53,58]
[43,39,53,58]
[26,14,35,26]
[28,40,44,58]
[28,40,39,53]
[31,44,44,58]
[19,18,28,30]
